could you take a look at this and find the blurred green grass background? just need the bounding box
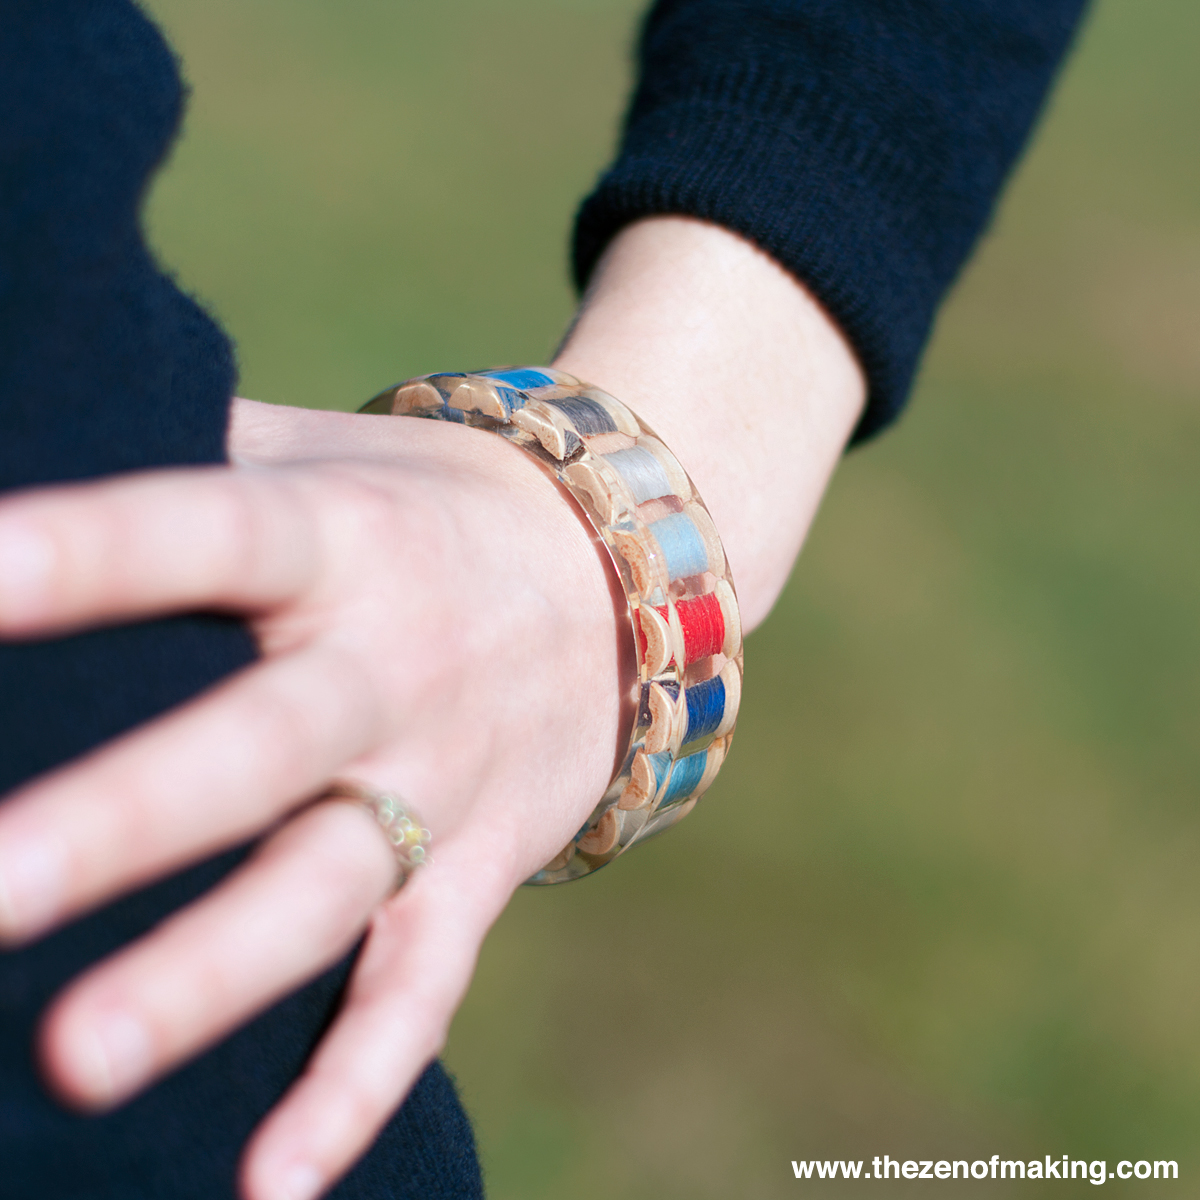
[141,0,1199,1194]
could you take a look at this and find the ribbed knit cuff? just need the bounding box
[574,93,966,444]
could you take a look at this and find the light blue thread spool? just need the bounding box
[660,748,708,807]
[647,751,672,795]
[479,368,556,391]
[649,512,710,581]
[604,446,672,505]
[682,673,726,747]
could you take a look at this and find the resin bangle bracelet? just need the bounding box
[362,367,743,884]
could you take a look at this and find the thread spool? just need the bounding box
[658,747,709,808]
[680,659,741,750]
[478,367,561,392]
[544,394,617,437]
[577,806,621,855]
[363,380,444,416]
[681,673,725,747]
[511,400,580,460]
[604,446,673,505]
[660,591,725,665]
[636,602,676,676]
[448,378,507,419]
[620,748,672,809]
[648,512,710,583]
[564,460,623,525]
[612,530,662,597]
[636,436,692,501]
[580,387,641,436]
[642,680,682,754]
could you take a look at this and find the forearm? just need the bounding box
[554,215,865,630]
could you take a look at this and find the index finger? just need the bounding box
[0,468,320,636]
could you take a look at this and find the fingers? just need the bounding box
[0,642,383,942]
[0,467,320,636]
[239,844,513,1200]
[40,800,397,1109]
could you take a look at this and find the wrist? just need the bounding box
[554,215,865,630]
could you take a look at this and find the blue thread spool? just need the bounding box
[479,367,557,391]
[546,395,617,436]
[494,386,521,414]
[604,446,672,505]
[660,749,707,807]
[682,674,726,747]
[649,513,710,581]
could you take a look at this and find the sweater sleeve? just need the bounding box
[573,0,1090,441]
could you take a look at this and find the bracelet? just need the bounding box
[361,367,743,884]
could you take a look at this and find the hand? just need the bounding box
[0,399,629,1199]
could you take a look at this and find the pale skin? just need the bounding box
[0,216,864,1200]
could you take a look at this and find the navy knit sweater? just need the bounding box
[0,0,1086,1195]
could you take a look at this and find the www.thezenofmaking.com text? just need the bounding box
[791,1157,1179,1184]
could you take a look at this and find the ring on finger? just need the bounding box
[321,780,431,889]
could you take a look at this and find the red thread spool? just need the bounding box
[658,592,725,665]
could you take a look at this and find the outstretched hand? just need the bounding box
[0,398,628,1199]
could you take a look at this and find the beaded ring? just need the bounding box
[322,780,432,889]
[362,368,743,884]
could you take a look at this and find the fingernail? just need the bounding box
[75,1011,152,1104]
[0,834,67,941]
[277,1162,323,1200]
[0,520,56,621]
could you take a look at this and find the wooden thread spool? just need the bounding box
[636,436,692,502]
[636,602,678,677]
[642,680,683,754]
[658,747,709,808]
[680,659,741,750]
[580,387,641,437]
[448,378,507,419]
[564,460,626,525]
[577,805,621,855]
[362,379,444,416]
[612,529,665,597]
[604,446,673,505]
[511,400,580,460]
[663,591,725,664]
[622,748,674,810]
[647,512,710,583]
[544,394,617,437]
[477,367,561,392]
